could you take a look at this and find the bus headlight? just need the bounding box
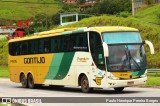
[108,74,120,80]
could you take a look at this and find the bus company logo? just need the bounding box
[77,57,89,62]
[24,57,45,64]
[120,74,128,76]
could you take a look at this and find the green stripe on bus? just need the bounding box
[131,71,139,76]
[45,53,64,79]
[131,70,145,76]
[61,31,72,35]
[53,52,75,80]
[137,70,145,76]
[72,29,84,34]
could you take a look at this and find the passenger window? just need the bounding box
[21,41,28,55]
[70,35,76,51]
[73,32,88,52]
[51,37,61,53]
[28,40,39,54]
[61,35,70,52]
[44,39,50,53]
[39,39,44,53]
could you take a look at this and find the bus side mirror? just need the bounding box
[143,40,154,54]
[103,42,109,57]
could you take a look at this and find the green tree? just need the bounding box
[86,0,132,14]
[28,13,51,34]
[78,0,86,4]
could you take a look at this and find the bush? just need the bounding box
[118,11,130,18]
[0,38,8,65]
[157,13,160,19]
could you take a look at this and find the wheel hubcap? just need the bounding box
[83,80,88,89]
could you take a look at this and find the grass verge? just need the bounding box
[0,66,9,78]
[146,73,160,86]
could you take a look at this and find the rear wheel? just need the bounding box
[28,74,35,89]
[20,74,28,88]
[114,87,124,92]
[80,75,93,93]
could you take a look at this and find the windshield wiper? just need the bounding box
[128,50,142,70]
[124,48,131,69]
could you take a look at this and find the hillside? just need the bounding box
[134,4,160,25]
[1,15,160,68]
[0,0,61,20]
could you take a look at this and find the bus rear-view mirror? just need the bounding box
[144,40,154,54]
[103,42,109,57]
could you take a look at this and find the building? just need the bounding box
[0,26,16,35]
[80,0,102,12]
[17,19,33,28]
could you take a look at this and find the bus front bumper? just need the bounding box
[107,77,147,88]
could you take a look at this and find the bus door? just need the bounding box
[89,32,106,87]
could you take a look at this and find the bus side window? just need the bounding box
[34,40,38,54]
[89,32,105,70]
[28,40,35,54]
[39,39,44,53]
[61,35,70,52]
[70,35,75,51]
[44,39,50,53]
[74,32,88,52]
[9,43,14,55]
[21,41,28,55]
[51,37,60,53]
[13,42,20,55]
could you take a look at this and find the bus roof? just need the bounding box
[89,26,138,32]
[8,26,139,42]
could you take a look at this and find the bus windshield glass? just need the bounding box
[103,32,147,72]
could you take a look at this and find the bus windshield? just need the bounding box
[103,32,147,72]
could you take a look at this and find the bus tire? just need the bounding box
[114,87,124,92]
[20,74,28,88]
[28,74,35,89]
[80,75,93,93]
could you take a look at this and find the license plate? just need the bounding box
[127,81,134,85]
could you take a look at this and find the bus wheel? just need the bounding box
[80,75,93,93]
[20,74,28,88]
[114,87,124,92]
[28,74,35,89]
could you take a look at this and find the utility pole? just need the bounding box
[44,1,48,30]
[132,0,135,16]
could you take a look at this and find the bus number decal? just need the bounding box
[95,77,103,85]
[24,57,45,64]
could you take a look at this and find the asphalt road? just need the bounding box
[0,78,160,106]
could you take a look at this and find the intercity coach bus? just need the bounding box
[8,26,154,93]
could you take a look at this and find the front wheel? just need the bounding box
[80,75,93,93]
[114,87,124,92]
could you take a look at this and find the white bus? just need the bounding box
[9,26,154,93]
